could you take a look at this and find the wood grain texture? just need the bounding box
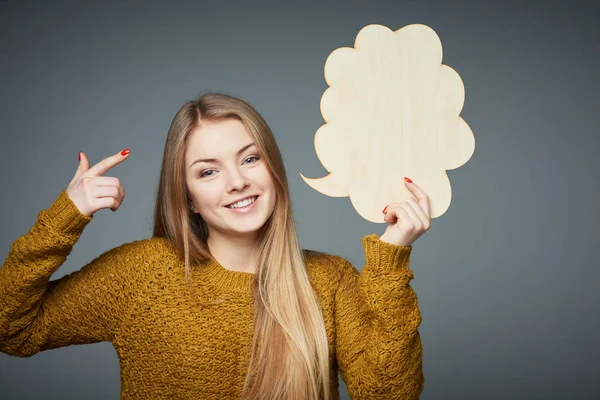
[301,23,475,222]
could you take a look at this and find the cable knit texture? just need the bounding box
[0,190,424,399]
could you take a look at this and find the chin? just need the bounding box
[224,224,266,239]
[222,215,264,233]
[232,216,269,232]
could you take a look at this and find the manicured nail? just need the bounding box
[121,148,130,156]
[404,177,412,183]
[78,152,81,161]
[382,205,388,214]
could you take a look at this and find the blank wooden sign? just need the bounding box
[300,23,475,222]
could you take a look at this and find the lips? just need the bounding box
[225,195,258,208]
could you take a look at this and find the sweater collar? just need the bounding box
[198,257,255,294]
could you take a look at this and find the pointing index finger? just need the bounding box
[87,148,130,177]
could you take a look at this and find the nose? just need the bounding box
[226,166,250,193]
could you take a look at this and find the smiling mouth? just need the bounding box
[225,196,259,209]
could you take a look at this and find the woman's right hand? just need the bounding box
[66,149,130,217]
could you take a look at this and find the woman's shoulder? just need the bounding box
[99,236,179,265]
[303,248,353,269]
[92,237,181,283]
[302,248,356,288]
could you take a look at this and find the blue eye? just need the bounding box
[244,156,259,164]
[199,156,259,178]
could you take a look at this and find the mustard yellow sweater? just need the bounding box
[0,190,424,399]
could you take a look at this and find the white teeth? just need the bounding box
[227,196,257,209]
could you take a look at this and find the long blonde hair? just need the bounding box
[152,92,331,399]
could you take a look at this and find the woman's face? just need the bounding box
[185,118,276,240]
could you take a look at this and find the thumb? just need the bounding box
[383,209,397,225]
[74,151,91,180]
[383,209,391,224]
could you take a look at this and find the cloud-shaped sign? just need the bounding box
[300,23,475,222]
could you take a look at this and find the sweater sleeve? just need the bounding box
[333,233,424,399]
[0,190,144,357]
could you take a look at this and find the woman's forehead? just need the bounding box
[186,120,254,159]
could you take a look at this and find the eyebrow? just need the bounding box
[189,143,256,169]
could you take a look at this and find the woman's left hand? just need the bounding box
[379,178,431,247]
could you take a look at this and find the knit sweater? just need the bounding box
[0,190,424,399]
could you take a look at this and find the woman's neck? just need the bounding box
[206,231,259,274]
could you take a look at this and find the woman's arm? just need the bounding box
[0,190,144,357]
[333,233,424,399]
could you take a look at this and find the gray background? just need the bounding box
[1,0,599,399]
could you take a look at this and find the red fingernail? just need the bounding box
[382,205,388,214]
[121,148,130,156]
[78,152,81,161]
[404,177,412,183]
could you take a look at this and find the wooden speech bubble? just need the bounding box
[300,23,475,222]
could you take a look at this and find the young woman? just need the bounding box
[0,92,430,400]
